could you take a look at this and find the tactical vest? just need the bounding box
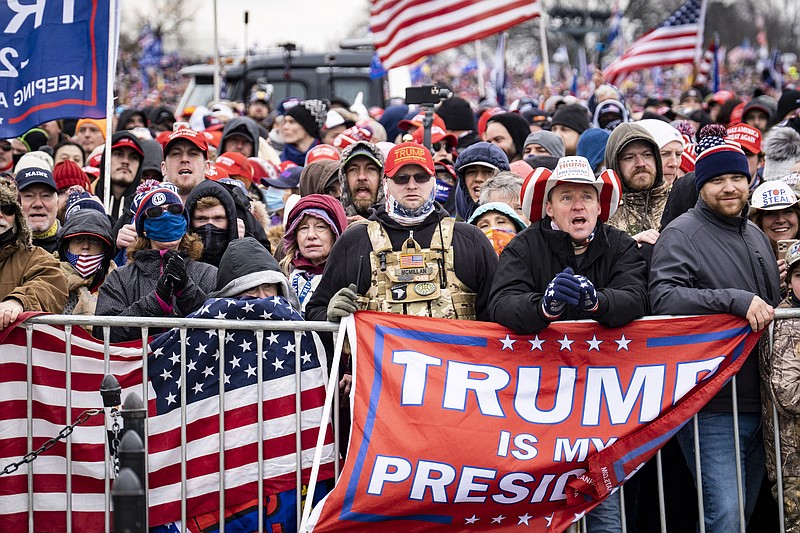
[357,218,477,320]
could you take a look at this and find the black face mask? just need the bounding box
[194,224,229,267]
[0,225,16,248]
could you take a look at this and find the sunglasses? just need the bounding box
[145,204,183,218]
[432,141,453,152]
[390,173,434,185]
[0,144,11,152]
[0,204,15,216]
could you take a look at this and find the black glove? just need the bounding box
[156,266,173,302]
[164,252,188,293]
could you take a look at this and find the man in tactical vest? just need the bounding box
[305,142,497,323]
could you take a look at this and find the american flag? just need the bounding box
[0,296,336,532]
[399,254,424,269]
[369,0,541,70]
[603,0,707,87]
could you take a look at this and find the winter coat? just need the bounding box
[185,179,240,244]
[305,204,498,322]
[59,259,116,317]
[92,131,144,223]
[299,160,340,197]
[650,199,781,413]
[604,122,668,236]
[489,217,648,334]
[93,249,217,342]
[761,299,800,498]
[660,172,698,230]
[0,242,68,313]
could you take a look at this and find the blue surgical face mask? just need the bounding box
[265,187,285,213]
[143,212,187,242]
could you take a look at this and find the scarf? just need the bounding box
[551,220,596,251]
[33,221,58,240]
[281,139,319,167]
[144,212,187,242]
[293,253,325,276]
[384,180,436,227]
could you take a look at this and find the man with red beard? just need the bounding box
[337,141,385,224]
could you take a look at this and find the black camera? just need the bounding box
[405,85,451,106]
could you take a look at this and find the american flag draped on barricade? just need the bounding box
[0,296,336,532]
[305,311,761,533]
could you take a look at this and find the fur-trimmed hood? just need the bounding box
[0,177,32,249]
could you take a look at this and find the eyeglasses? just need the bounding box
[0,144,11,152]
[390,173,434,185]
[0,204,15,216]
[432,142,453,152]
[145,204,183,218]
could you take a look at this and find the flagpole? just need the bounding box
[539,10,551,86]
[475,41,486,99]
[102,0,117,215]
[694,0,709,66]
[212,0,221,102]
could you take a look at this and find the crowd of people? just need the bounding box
[2,77,800,532]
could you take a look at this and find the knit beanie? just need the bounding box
[14,150,54,173]
[763,127,800,181]
[285,99,328,139]
[775,90,800,123]
[551,104,591,134]
[64,186,106,220]
[53,160,92,191]
[576,128,611,172]
[132,181,186,237]
[486,113,530,158]
[524,131,566,158]
[75,118,107,141]
[694,124,751,190]
[437,96,476,131]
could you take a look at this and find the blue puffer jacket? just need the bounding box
[453,142,510,220]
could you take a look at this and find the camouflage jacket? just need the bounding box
[761,299,800,482]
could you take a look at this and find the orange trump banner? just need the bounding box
[306,311,761,532]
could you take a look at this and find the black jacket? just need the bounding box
[489,217,649,334]
[660,171,698,230]
[650,199,781,413]
[305,204,498,322]
[93,131,144,224]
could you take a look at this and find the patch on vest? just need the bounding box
[414,282,437,296]
[391,283,408,300]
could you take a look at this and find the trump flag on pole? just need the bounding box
[0,1,114,138]
[305,311,760,532]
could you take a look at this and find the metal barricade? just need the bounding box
[5,314,340,533]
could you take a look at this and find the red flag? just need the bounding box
[306,311,759,532]
[603,0,707,86]
[0,298,336,532]
[370,0,541,70]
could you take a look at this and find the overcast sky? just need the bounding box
[123,0,371,56]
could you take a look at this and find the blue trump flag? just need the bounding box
[0,0,114,137]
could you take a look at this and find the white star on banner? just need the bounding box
[160,368,172,381]
[500,335,516,350]
[272,357,284,371]
[267,332,279,345]
[545,513,554,527]
[197,304,211,315]
[517,513,533,525]
[225,299,237,307]
[223,374,231,384]
[196,342,207,355]
[615,334,631,351]
[152,347,163,357]
[192,382,203,394]
[239,339,252,352]
[202,366,214,378]
[212,350,220,361]
[261,310,273,320]
[225,332,235,344]
[558,334,574,351]
[169,352,181,365]
[165,392,176,405]
[491,514,506,524]
[464,514,479,524]
[301,352,312,364]
[572,511,586,523]
[186,360,197,373]
[245,365,256,378]
[586,335,602,351]
[230,355,241,369]
[270,296,283,306]
[214,310,227,320]
[283,341,296,355]
[529,335,545,351]
[205,329,217,338]
[242,301,255,313]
